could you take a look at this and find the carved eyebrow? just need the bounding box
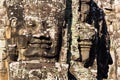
[25,16,39,22]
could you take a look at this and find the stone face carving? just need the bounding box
[21,1,65,61]
[4,0,68,80]
[5,0,65,62]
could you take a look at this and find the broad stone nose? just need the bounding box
[32,30,50,39]
[33,20,50,38]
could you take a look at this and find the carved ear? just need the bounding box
[5,20,11,39]
[10,17,17,28]
[5,26,11,39]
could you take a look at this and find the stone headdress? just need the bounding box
[5,0,66,21]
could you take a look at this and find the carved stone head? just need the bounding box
[5,0,65,61]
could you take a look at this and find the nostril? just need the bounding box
[44,31,47,34]
[44,31,50,38]
[46,34,50,38]
[33,34,41,38]
[32,33,50,40]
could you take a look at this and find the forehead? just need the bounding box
[5,0,65,20]
[24,1,64,13]
[24,1,65,20]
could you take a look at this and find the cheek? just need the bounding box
[18,29,27,35]
[49,28,56,39]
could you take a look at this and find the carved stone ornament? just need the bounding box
[76,22,96,61]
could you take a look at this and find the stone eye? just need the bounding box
[27,20,36,27]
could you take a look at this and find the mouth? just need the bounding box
[29,39,52,50]
[23,35,57,58]
[24,39,55,58]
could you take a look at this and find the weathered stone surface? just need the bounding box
[94,0,120,80]
[0,1,8,80]
[0,0,120,80]
[69,60,95,80]
[9,61,68,80]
